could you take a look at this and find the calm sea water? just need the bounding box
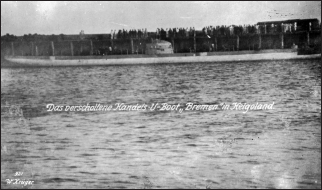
[1,59,321,189]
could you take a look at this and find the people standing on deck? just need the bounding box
[109,20,313,40]
[202,27,205,35]
[189,27,193,37]
[138,29,141,38]
[288,24,292,33]
[119,29,123,39]
[220,25,225,36]
[207,26,211,36]
[173,28,177,38]
[161,28,166,39]
[255,25,260,34]
[156,28,160,39]
[229,25,234,36]
[169,28,173,38]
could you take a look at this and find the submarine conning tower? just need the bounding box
[145,39,174,55]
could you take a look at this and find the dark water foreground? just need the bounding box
[1,59,321,189]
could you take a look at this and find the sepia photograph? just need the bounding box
[1,1,321,189]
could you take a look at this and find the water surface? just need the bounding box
[1,59,321,188]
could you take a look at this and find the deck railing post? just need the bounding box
[194,36,196,53]
[51,41,55,56]
[111,39,114,52]
[31,42,34,56]
[80,43,83,54]
[307,32,310,45]
[70,42,74,56]
[215,37,217,51]
[280,33,284,49]
[131,38,134,54]
[172,38,175,52]
[11,42,14,56]
[237,35,239,51]
[90,40,93,55]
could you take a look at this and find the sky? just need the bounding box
[1,1,321,36]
